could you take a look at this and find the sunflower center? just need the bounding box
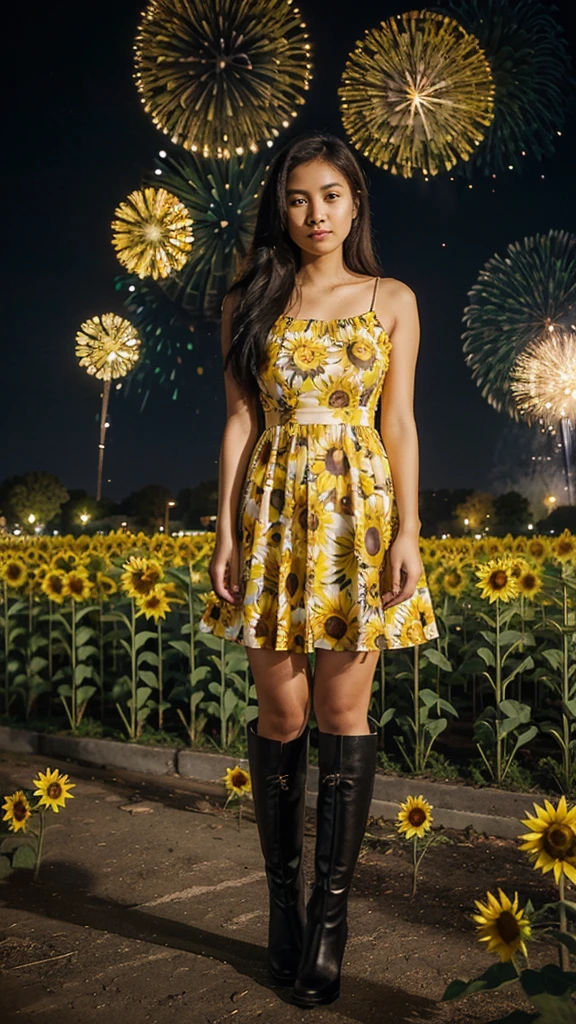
[408,808,426,827]
[231,771,247,788]
[496,910,520,945]
[544,824,576,858]
[491,570,508,590]
[14,799,28,821]
[47,783,62,800]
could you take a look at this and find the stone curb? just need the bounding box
[0,725,554,839]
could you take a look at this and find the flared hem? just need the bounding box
[198,618,440,653]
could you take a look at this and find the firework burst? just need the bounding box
[111,187,194,279]
[462,230,576,421]
[338,10,495,178]
[134,0,313,157]
[438,0,575,176]
[75,314,141,381]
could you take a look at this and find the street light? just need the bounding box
[164,499,176,533]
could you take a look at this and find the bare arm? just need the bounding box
[376,280,424,609]
[209,291,260,603]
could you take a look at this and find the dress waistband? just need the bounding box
[264,407,375,428]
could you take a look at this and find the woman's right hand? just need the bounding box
[209,537,242,605]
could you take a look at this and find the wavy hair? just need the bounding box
[223,131,384,403]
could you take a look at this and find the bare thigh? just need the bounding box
[312,649,380,735]
[246,648,312,742]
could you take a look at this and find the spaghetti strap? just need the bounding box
[370,276,380,311]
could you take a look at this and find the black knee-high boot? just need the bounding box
[291,722,378,1007]
[246,717,310,984]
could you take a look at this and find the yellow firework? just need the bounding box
[75,314,141,381]
[111,187,194,279]
[510,327,576,428]
[339,10,495,177]
[134,0,313,157]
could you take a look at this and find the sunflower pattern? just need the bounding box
[200,285,440,652]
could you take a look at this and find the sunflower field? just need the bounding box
[1,528,576,795]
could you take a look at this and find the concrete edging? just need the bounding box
[0,725,553,839]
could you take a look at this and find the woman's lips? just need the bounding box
[309,230,331,239]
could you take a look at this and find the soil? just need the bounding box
[0,749,569,1024]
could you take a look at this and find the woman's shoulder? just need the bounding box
[377,276,417,302]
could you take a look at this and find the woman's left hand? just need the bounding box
[380,532,423,610]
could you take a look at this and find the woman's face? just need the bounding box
[284,158,358,257]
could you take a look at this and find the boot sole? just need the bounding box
[291,988,340,1007]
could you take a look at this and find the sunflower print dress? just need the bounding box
[199,277,439,653]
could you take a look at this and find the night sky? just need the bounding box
[5,0,576,504]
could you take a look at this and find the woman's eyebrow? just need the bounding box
[286,181,343,196]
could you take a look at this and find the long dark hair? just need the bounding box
[223,131,384,398]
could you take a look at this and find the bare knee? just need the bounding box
[314,703,366,734]
[247,650,312,741]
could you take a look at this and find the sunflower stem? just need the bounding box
[558,875,570,971]
[411,835,418,897]
[496,598,502,784]
[561,579,571,783]
[33,809,45,883]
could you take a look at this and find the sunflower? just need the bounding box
[222,766,252,797]
[41,569,67,604]
[472,889,531,962]
[94,572,118,598]
[396,794,434,839]
[279,330,329,380]
[2,790,32,832]
[526,537,549,563]
[50,549,85,573]
[436,563,468,598]
[62,568,93,603]
[516,566,543,600]
[309,585,359,649]
[32,768,76,813]
[475,558,520,603]
[518,795,576,884]
[550,529,576,566]
[121,556,164,598]
[0,558,27,588]
[134,584,174,623]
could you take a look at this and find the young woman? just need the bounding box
[199,131,439,1007]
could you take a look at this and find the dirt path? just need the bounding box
[0,750,563,1023]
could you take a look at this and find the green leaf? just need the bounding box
[542,649,566,672]
[377,707,396,727]
[0,855,13,879]
[137,650,160,668]
[135,630,158,651]
[75,625,94,647]
[168,639,191,658]
[502,655,535,688]
[29,656,48,674]
[13,845,36,870]
[136,686,152,709]
[421,648,452,671]
[500,630,527,645]
[478,647,496,667]
[521,963,576,998]
[76,685,97,706]
[57,684,73,697]
[548,931,576,956]
[74,664,93,685]
[441,960,518,1001]
[424,718,447,740]
[77,645,99,660]
[500,700,532,722]
[137,670,158,689]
